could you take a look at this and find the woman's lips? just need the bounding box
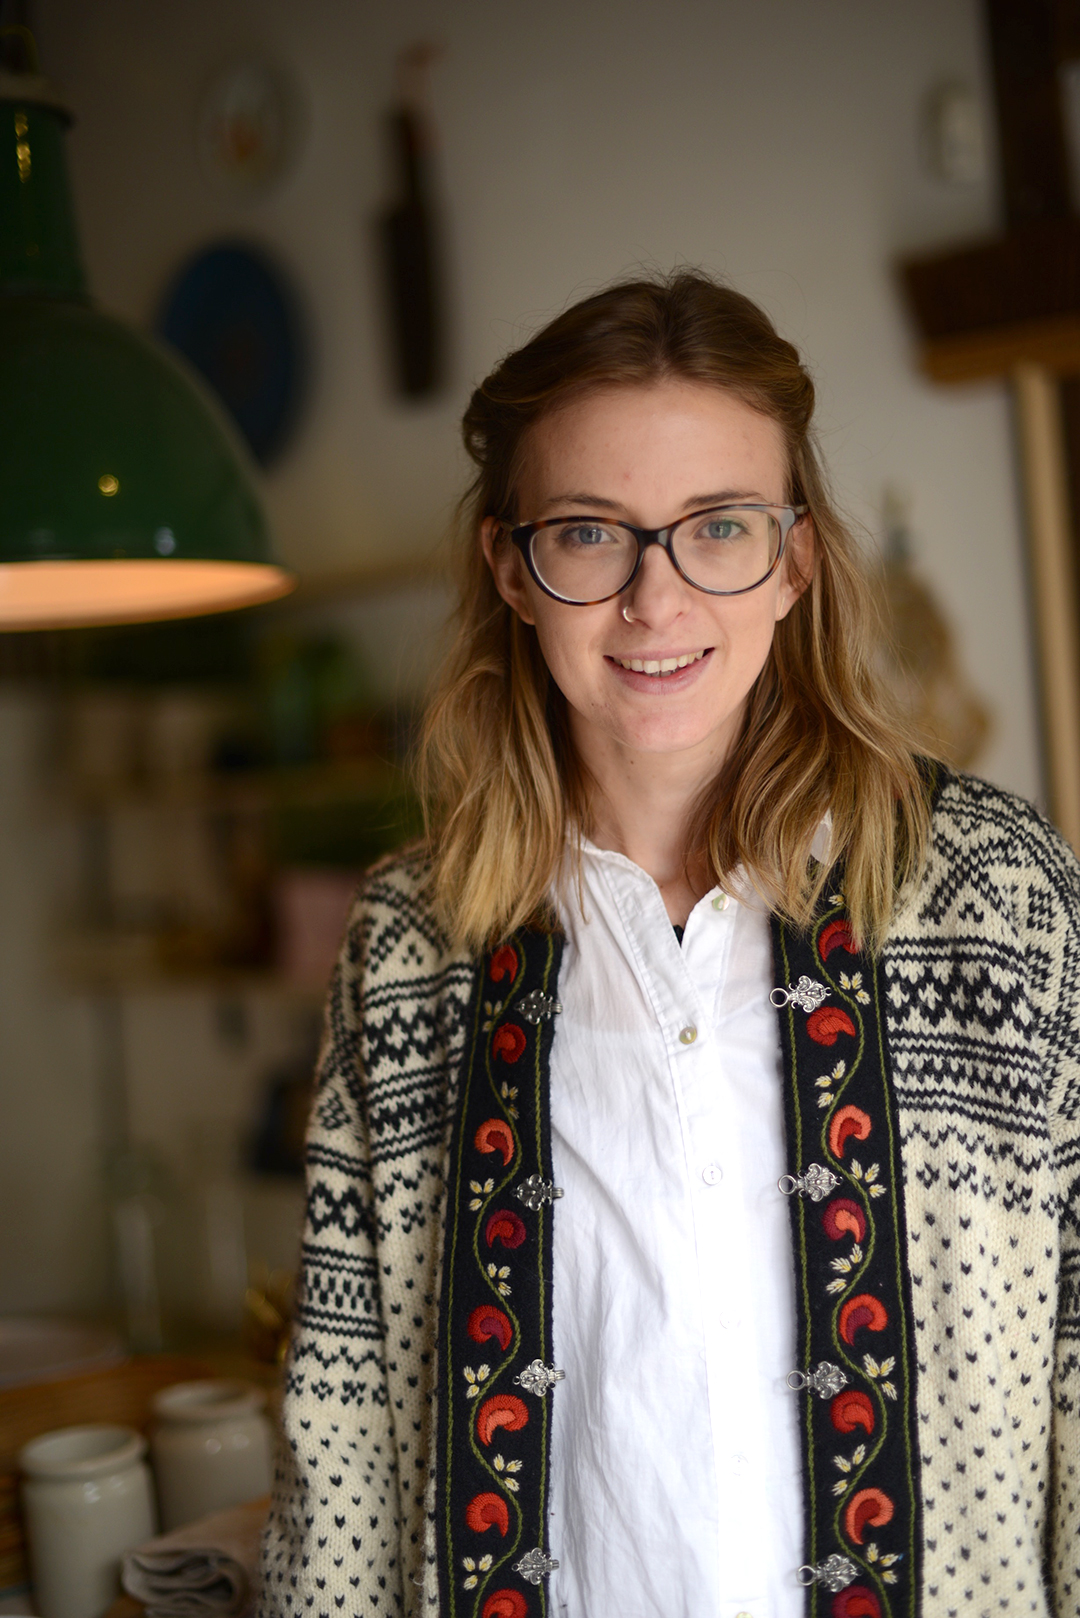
[605,647,713,690]
[612,649,707,675]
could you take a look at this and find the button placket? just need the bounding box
[553,849,800,1616]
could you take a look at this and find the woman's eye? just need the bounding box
[700,517,744,542]
[557,524,617,548]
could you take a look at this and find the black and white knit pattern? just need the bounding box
[883,776,1080,1616]
[258,779,1080,1618]
[258,848,473,1618]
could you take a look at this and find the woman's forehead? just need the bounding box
[518,381,788,513]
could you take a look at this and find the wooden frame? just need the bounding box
[911,332,1080,850]
[1012,365,1080,849]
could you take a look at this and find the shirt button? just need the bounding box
[678,1024,697,1045]
[701,1162,723,1186]
[711,892,730,911]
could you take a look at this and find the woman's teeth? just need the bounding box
[614,651,706,676]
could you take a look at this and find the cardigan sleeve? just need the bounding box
[1033,818,1080,1613]
[257,901,406,1616]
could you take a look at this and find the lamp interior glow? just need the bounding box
[0,560,294,629]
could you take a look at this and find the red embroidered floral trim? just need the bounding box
[482,1593,528,1618]
[771,891,919,1616]
[436,929,564,1618]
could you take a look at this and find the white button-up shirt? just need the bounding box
[547,841,803,1618]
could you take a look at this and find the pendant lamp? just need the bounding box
[0,46,295,630]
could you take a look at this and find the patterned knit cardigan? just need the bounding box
[258,773,1080,1618]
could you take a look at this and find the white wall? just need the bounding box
[3,0,1046,1316]
[39,0,1042,802]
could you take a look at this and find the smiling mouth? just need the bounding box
[611,650,709,676]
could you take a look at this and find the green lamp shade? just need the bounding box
[0,87,292,628]
[0,297,294,628]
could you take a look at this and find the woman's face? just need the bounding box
[483,380,812,784]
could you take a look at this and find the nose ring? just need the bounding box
[621,602,634,624]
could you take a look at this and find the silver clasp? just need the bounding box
[518,989,562,1024]
[513,1547,559,1584]
[796,1554,858,1592]
[786,1361,848,1399]
[770,975,831,1012]
[513,1358,566,1397]
[515,1174,564,1212]
[778,1163,841,1202]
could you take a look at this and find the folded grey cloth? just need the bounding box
[122,1548,246,1615]
[121,1495,268,1617]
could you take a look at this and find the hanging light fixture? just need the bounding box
[0,35,294,630]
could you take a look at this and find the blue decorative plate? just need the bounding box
[156,242,306,466]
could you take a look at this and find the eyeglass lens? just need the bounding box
[528,507,783,602]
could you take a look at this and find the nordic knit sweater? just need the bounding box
[258,772,1080,1617]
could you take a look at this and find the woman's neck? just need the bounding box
[583,752,719,929]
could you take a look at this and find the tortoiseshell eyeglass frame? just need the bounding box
[500,502,809,605]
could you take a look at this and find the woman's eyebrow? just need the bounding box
[535,492,621,513]
[681,490,768,508]
[535,489,768,515]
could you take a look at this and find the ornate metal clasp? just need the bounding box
[770,975,831,1012]
[778,1162,841,1202]
[514,1174,564,1212]
[513,1547,559,1584]
[796,1554,858,1593]
[786,1361,848,1399]
[518,989,562,1024]
[513,1358,566,1397]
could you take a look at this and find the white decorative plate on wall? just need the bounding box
[196,57,305,197]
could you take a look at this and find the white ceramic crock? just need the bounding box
[149,1378,272,1531]
[20,1424,156,1618]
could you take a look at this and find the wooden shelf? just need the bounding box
[285,554,449,604]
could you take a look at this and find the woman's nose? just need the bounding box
[620,541,691,626]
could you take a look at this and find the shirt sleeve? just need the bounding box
[257,899,405,1617]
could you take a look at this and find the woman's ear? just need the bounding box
[481,518,536,625]
[775,513,815,622]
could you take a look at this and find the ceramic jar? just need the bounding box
[150,1379,272,1530]
[20,1424,156,1618]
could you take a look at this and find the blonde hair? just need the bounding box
[418,272,933,952]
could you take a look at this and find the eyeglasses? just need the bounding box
[504,503,808,605]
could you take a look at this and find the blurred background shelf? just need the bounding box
[61,755,405,811]
[0,566,446,1386]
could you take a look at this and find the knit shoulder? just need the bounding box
[907,769,1080,942]
[337,843,469,993]
[932,769,1075,869]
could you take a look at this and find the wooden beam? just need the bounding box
[1057,0,1080,60]
[900,219,1080,342]
[919,313,1080,382]
[1012,363,1080,848]
[985,0,1073,225]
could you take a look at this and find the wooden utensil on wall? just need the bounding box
[377,43,445,399]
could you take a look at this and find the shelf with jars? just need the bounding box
[46,599,428,998]
[3,574,447,1360]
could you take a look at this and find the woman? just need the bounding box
[260,274,1080,1618]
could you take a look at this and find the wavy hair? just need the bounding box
[417,271,933,951]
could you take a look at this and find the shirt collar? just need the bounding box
[575,811,833,875]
